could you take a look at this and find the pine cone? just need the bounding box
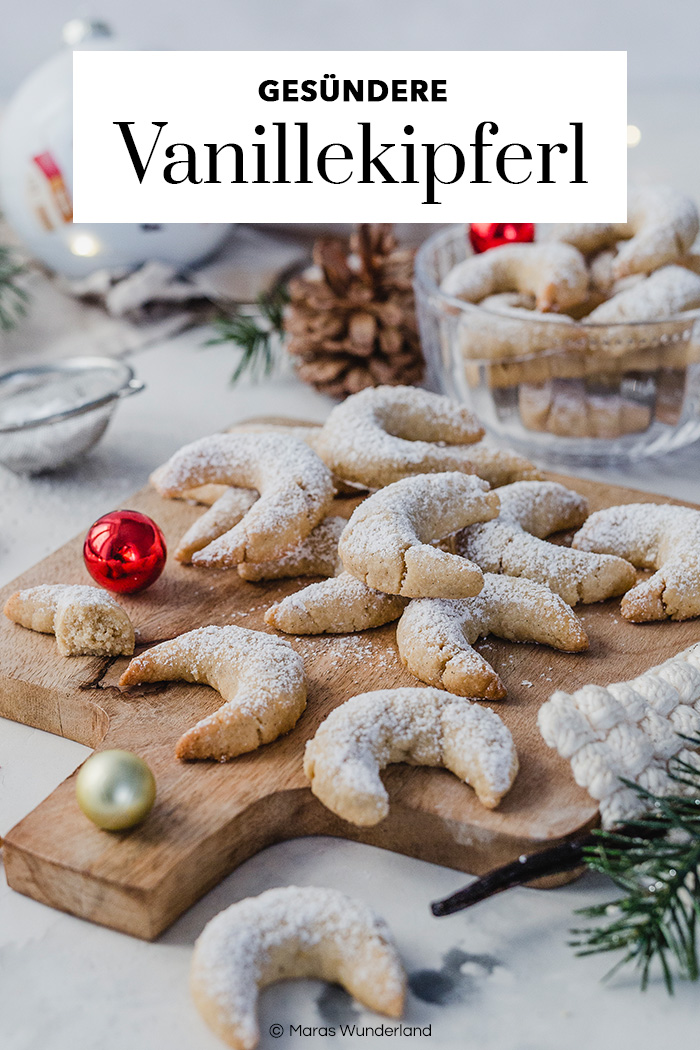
[285,224,424,399]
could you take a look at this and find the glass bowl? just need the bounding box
[414,225,700,464]
[0,356,144,474]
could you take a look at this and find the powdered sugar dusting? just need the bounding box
[588,265,700,323]
[441,242,589,311]
[316,385,486,488]
[5,583,135,656]
[294,632,398,668]
[339,472,496,596]
[304,686,517,821]
[459,481,635,606]
[191,886,405,1038]
[8,583,123,618]
[547,185,700,277]
[572,502,700,620]
[401,574,585,653]
[153,433,335,565]
[265,572,407,634]
[176,487,258,562]
[396,575,586,699]
[239,515,344,582]
[119,624,306,757]
[481,480,587,539]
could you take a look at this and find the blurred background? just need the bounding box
[2,0,699,93]
[1,0,699,197]
[1,1,699,477]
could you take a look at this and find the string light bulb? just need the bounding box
[626,125,642,148]
[68,232,102,257]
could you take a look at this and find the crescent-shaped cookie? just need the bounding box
[458,480,636,605]
[316,385,541,489]
[169,445,538,515]
[304,687,518,825]
[461,440,542,487]
[546,185,700,278]
[162,424,340,565]
[339,472,500,598]
[238,516,345,582]
[175,488,259,563]
[118,625,306,760]
[441,241,589,312]
[152,420,360,506]
[150,422,320,509]
[396,574,589,701]
[518,380,653,440]
[586,265,700,324]
[3,584,134,657]
[572,503,700,621]
[265,571,408,634]
[191,886,406,1050]
[226,419,365,494]
[316,385,482,485]
[456,290,585,361]
[152,433,336,566]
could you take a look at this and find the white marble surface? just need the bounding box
[2,331,700,1050]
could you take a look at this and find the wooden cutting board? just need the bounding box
[2,448,700,940]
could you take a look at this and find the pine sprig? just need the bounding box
[0,245,29,331]
[206,285,289,384]
[570,747,700,993]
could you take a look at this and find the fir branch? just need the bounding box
[206,285,289,384]
[570,746,700,993]
[431,737,700,995]
[0,245,29,331]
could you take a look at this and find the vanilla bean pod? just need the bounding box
[431,821,666,917]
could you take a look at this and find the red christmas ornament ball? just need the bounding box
[468,223,535,254]
[84,510,167,594]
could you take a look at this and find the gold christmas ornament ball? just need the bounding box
[76,750,156,830]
